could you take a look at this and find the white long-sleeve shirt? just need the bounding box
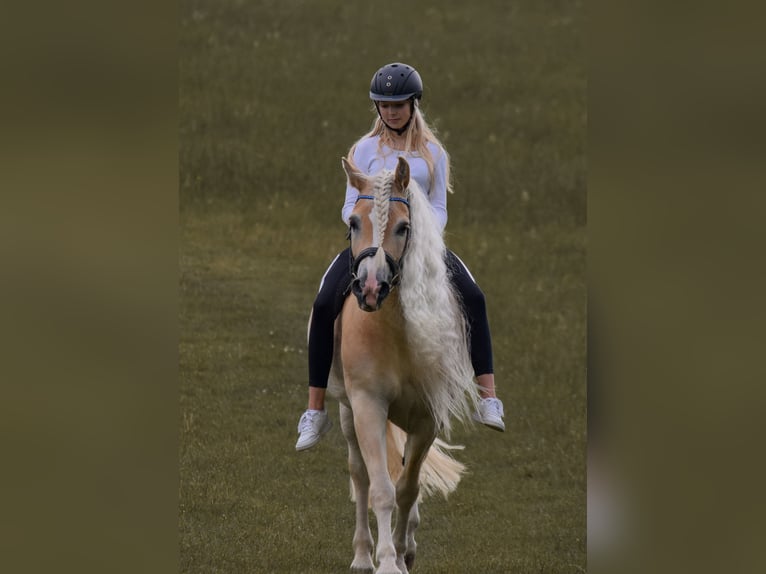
[341,136,449,232]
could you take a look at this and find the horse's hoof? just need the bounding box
[350,562,374,574]
[404,552,415,570]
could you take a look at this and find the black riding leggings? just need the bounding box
[308,248,494,388]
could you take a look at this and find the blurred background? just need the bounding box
[5,0,765,573]
[179,1,585,572]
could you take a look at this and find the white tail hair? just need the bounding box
[386,422,466,499]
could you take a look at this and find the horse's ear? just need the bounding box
[395,157,410,192]
[342,157,366,191]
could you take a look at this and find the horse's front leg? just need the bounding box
[350,395,399,574]
[393,426,437,573]
[339,403,374,574]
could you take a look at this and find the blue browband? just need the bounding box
[355,194,410,207]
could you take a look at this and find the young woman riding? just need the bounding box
[296,62,505,451]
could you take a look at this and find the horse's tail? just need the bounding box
[386,422,466,500]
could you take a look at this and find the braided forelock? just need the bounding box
[370,170,394,256]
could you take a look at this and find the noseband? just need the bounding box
[349,194,411,289]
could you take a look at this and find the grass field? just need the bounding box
[180,1,585,572]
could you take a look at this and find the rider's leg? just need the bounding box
[445,250,505,431]
[476,373,497,399]
[308,385,326,410]
[297,248,352,451]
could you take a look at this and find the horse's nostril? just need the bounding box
[378,281,390,301]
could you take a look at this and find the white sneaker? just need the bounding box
[295,409,332,451]
[473,397,505,432]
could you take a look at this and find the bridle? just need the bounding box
[349,194,411,291]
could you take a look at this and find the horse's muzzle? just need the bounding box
[351,276,391,312]
[350,247,399,312]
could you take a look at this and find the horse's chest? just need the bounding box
[342,307,409,356]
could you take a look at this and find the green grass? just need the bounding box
[181,1,585,572]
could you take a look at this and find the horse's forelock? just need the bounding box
[371,169,394,248]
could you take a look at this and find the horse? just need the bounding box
[326,156,481,574]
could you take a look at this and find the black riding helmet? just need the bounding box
[369,63,423,135]
[369,62,423,101]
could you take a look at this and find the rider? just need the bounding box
[296,62,505,451]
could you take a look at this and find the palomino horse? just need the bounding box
[326,156,481,574]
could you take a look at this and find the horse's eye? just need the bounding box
[395,222,410,237]
[347,218,359,239]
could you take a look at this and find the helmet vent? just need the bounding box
[369,62,423,102]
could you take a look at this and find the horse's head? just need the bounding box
[342,156,411,312]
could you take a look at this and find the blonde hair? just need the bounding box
[348,101,454,195]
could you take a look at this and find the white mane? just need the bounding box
[392,177,480,437]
